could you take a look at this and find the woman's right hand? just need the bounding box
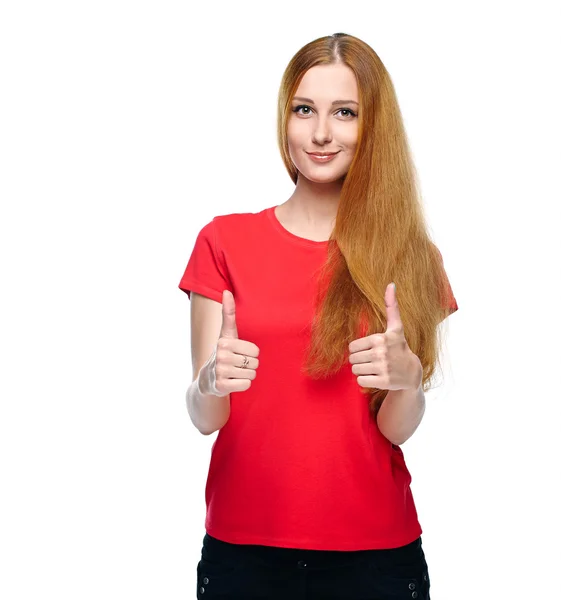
[197,290,260,397]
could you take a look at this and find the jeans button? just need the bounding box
[423,574,428,581]
[409,582,416,590]
[203,577,209,584]
[199,586,205,594]
[412,592,418,599]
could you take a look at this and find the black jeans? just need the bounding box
[196,533,431,599]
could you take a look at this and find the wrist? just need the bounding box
[408,352,423,390]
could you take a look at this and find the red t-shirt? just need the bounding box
[178,205,458,551]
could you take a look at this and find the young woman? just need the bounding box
[179,32,458,600]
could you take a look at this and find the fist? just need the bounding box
[198,290,260,396]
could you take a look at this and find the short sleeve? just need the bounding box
[178,219,231,303]
[435,246,458,321]
[441,268,458,316]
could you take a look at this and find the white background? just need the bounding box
[1,1,560,598]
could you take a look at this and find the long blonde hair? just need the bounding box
[277,33,455,417]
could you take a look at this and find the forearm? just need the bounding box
[186,374,231,435]
[376,357,425,446]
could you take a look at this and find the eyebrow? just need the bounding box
[292,96,359,106]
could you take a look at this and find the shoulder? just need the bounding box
[211,209,266,243]
[213,209,261,225]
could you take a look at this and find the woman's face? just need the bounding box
[287,63,359,183]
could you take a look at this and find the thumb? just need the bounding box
[384,282,403,333]
[220,290,238,339]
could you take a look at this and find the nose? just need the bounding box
[312,115,332,145]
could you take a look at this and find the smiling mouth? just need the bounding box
[307,152,339,156]
[306,151,340,163]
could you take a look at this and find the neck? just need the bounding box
[284,173,342,227]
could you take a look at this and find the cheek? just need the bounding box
[340,128,358,150]
[287,121,308,146]
[342,139,358,162]
[334,120,357,142]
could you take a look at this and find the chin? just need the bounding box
[302,170,347,183]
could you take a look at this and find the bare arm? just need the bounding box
[186,292,231,435]
[186,371,230,435]
[376,355,425,446]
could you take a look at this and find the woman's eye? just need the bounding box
[292,105,357,118]
[338,108,357,118]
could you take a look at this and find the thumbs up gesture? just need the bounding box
[348,283,422,391]
[198,290,260,397]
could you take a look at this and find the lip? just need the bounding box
[307,151,339,163]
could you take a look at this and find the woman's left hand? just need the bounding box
[348,282,422,391]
